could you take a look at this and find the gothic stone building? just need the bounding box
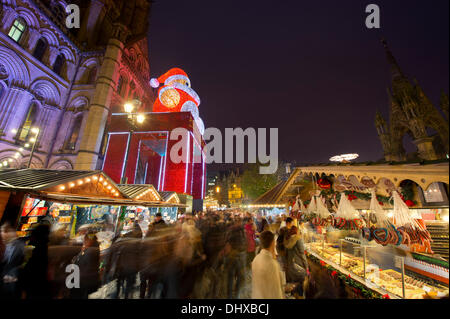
[0,0,154,170]
[375,40,449,162]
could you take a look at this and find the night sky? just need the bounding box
[148,0,449,167]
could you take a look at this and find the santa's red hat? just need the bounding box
[150,68,190,88]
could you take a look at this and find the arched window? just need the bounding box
[88,67,97,84]
[18,103,38,141]
[8,18,27,43]
[53,54,65,76]
[33,38,48,61]
[66,116,83,150]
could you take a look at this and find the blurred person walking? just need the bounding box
[244,217,256,268]
[251,230,284,299]
[69,233,100,299]
[21,224,51,299]
[225,217,246,299]
[283,225,309,298]
[0,222,25,299]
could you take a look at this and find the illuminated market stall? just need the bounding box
[250,180,290,217]
[263,162,449,299]
[0,169,186,250]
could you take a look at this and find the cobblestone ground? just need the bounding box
[89,268,253,299]
[88,268,295,299]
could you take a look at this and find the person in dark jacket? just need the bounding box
[21,224,51,299]
[152,213,166,226]
[283,225,309,297]
[225,217,246,299]
[0,222,25,299]
[113,228,141,299]
[69,233,100,299]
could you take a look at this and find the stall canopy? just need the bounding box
[0,168,126,198]
[260,161,449,207]
[118,184,162,202]
[252,181,288,207]
[159,191,181,204]
[0,169,186,208]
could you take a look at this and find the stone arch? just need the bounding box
[30,78,61,106]
[68,95,89,111]
[424,118,449,154]
[2,0,17,7]
[19,154,44,168]
[81,57,99,69]
[422,180,450,192]
[0,80,8,99]
[39,27,59,47]
[15,6,39,29]
[376,177,397,196]
[0,46,31,87]
[49,158,73,170]
[360,176,377,189]
[0,150,21,168]
[58,45,76,63]
[79,57,99,84]
[390,121,410,160]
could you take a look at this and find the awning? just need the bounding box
[158,191,181,204]
[118,184,162,202]
[33,192,186,208]
[259,161,449,206]
[0,169,186,208]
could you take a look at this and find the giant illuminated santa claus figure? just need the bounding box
[150,68,205,134]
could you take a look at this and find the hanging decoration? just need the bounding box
[311,196,332,227]
[332,192,365,230]
[391,191,433,253]
[317,178,331,189]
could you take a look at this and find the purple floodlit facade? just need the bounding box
[0,0,154,169]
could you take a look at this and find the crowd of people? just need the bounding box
[0,210,315,299]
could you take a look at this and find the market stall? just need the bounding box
[159,191,181,222]
[0,169,186,250]
[250,180,289,217]
[264,162,449,299]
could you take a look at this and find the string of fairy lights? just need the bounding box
[56,175,121,197]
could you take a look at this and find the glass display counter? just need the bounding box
[304,227,449,299]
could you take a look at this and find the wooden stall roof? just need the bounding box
[158,191,180,204]
[0,169,187,208]
[0,169,126,199]
[118,184,163,202]
[252,180,289,205]
[295,162,449,190]
[253,161,449,206]
[35,192,187,208]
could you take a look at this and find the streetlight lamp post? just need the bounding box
[121,99,145,184]
[27,127,40,168]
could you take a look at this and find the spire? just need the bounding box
[381,38,409,87]
[375,110,388,134]
[375,110,385,124]
[440,90,449,119]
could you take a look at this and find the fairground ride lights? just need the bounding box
[329,153,359,162]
